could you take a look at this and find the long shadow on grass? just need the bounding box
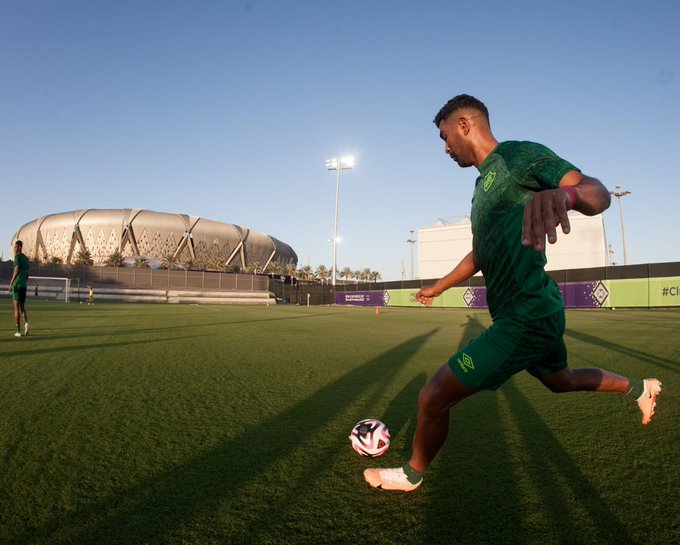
[26,313,340,342]
[422,313,527,544]
[565,328,679,372]
[2,335,207,359]
[7,330,439,545]
[496,380,634,545]
[381,373,428,459]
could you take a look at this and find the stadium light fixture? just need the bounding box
[609,185,631,265]
[326,155,354,286]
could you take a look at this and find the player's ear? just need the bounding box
[458,116,471,135]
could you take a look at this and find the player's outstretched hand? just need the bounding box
[416,286,440,307]
[522,188,572,252]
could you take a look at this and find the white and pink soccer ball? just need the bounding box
[349,419,390,457]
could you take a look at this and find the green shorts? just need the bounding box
[448,310,567,391]
[12,286,27,304]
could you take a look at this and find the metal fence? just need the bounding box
[0,262,270,292]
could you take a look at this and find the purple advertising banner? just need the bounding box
[336,291,389,306]
[559,281,609,308]
[461,287,488,308]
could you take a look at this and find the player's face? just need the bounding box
[13,244,21,255]
[438,116,474,168]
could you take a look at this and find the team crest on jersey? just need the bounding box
[483,171,496,192]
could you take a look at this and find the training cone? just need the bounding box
[375,307,380,315]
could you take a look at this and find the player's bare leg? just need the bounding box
[19,301,28,335]
[539,368,662,425]
[364,363,478,491]
[13,300,21,337]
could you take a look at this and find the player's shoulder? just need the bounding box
[497,140,555,156]
[495,140,561,170]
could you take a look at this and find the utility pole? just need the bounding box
[609,185,631,265]
[406,230,416,280]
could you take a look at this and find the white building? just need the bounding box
[418,213,607,279]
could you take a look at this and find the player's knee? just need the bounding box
[417,381,448,417]
[540,371,575,393]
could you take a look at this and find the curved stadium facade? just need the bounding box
[11,209,297,271]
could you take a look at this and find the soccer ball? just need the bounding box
[349,419,390,457]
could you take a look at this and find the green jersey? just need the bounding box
[13,253,30,288]
[471,141,578,320]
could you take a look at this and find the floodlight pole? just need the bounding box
[326,156,354,286]
[610,185,631,265]
[407,230,416,280]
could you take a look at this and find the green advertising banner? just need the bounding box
[386,287,484,308]
[649,277,680,307]
[608,277,680,307]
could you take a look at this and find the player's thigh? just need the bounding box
[18,287,27,308]
[450,313,565,391]
[419,363,478,415]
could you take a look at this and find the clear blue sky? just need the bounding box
[2,0,678,280]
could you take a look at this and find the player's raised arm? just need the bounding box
[416,250,480,307]
[521,171,611,252]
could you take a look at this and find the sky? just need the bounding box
[1,0,678,280]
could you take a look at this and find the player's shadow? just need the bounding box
[2,335,208,358]
[564,328,678,372]
[422,314,528,543]
[498,380,634,544]
[380,372,428,458]
[459,313,487,344]
[7,329,439,545]
[424,379,634,545]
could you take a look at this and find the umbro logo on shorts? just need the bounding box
[457,352,475,373]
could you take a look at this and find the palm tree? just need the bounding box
[73,249,94,266]
[353,269,362,285]
[105,249,124,267]
[285,263,298,280]
[161,254,179,270]
[249,261,263,274]
[134,257,149,269]
[207,258,227,272]
[268,262,283,275]
[49,256,63,264]
[315,264,330,284]
[360,268,372,282]
[298,265,314,282]
[370,270,382,282]
[340,267,353,282]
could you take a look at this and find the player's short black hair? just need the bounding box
[433,94,489,126]
[14,240,23,248]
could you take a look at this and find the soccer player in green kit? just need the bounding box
[364,95,662,492]
[8,240,30,337]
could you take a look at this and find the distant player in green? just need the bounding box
[364,95,663,492]
[8,240,30,337]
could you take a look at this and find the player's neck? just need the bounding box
[473,135,500,169]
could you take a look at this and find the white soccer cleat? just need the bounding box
[637,379,662,425]
[24,323,29,336]
[363,467,422,492]
[14,332,21,337]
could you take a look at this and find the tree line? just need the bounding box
[20,249,382,283]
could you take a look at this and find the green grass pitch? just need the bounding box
[1,303,678,545]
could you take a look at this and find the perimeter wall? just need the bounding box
[332,262,680,309]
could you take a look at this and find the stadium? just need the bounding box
[10,208,297,272]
